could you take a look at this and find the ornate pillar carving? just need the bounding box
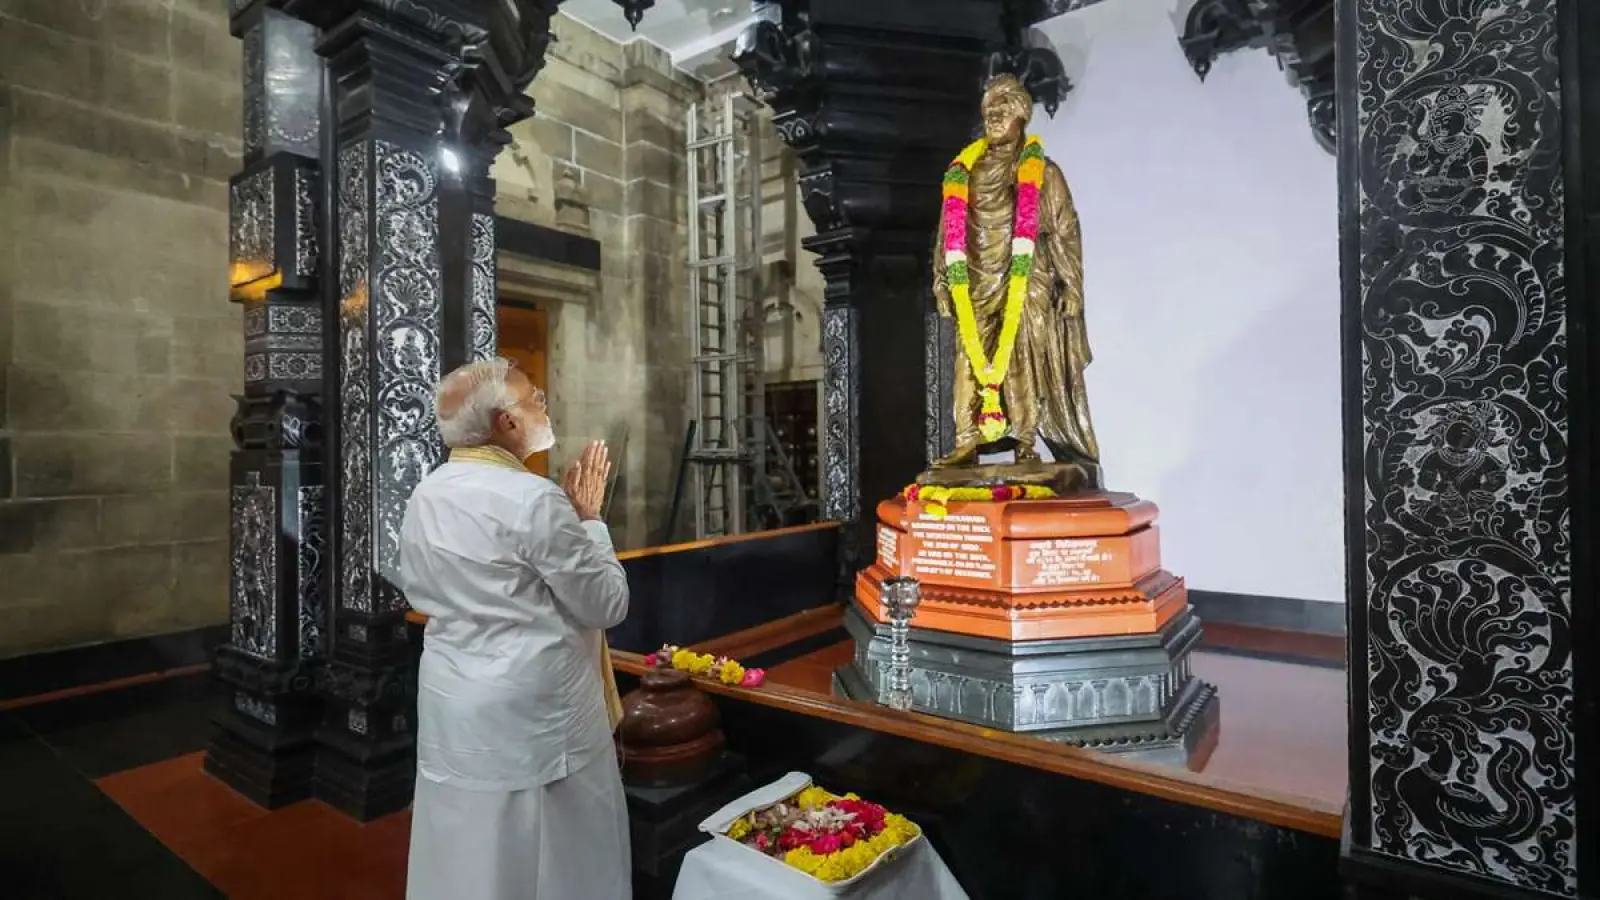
[311,3,466,822]
[734,0,1008,574]
[205,0,327,809]
[1340,0,1599,897]
[298,0,553,820]
[214,0,650,821]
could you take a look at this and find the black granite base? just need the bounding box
[625,752,753,900]
[836,604,1220,766]
[313,729,416,822]
[204,649,323,809]
[834,663,1220,769]
[203,714,317,809]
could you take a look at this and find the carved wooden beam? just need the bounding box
[1179,0,1335,152]
[735,0,1014,576]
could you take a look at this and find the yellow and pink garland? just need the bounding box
[902,482,1056,519]
[943,135,1047,443]
[647,644,766,687]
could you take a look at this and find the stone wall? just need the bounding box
[0,0,241,657]
[493,15,701,549]
[0,6,700,656]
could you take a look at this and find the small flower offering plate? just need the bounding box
[698,772,923,892]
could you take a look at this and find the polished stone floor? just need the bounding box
[0,674,222,899]
[0,623,1345,899]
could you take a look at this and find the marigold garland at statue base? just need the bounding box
[918,457,1100,494]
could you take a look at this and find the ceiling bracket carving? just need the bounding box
[1178,0,1336,153]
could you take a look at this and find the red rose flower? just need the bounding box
[830,798,887,834]
[808,833,844,855]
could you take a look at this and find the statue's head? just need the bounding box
[981,74,1033,143]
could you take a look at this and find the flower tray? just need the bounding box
[697,772,923,893]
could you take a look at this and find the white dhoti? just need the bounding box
[406,752,632,900]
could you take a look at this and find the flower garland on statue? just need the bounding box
[943,134,1047,444]
[724,784,921,883]
[646,644,766,687]
[901,482,1057,520]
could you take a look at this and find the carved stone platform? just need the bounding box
[834,604,1219,768]
[205,649,321,808]
[860,492,1187,640]
[845,489,1218,766]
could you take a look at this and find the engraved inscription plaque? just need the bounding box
[1021,539,1113,587]
[906,513,999,587]
[876,525,898,571]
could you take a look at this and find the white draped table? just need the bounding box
[669,773,970,900]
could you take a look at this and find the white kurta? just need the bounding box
[397,451,632,900]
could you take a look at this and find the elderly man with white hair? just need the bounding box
[399,357,630,900]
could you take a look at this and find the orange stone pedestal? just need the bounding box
[836,490,1220,768]
[856,492,1188,641]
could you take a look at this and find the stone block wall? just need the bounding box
[0,0,240,657]
[493,15,701,548]
[0,6,708,655]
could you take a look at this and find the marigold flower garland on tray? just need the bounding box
[901,482,1056,520]
[723,784,921,884]
[943,134,1047,443]
[645,644,766,687]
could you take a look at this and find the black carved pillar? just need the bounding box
[438,19,545,370]
[269,0,555,821]
[205,0,328,809]
[734,0,1006,575]
[308,2,464,822]
[1339,0,1599,897]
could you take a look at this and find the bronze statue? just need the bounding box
[931,74,1098,477]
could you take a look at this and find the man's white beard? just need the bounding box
[521,422,555,457]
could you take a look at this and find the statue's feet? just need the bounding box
[932,443,979,469]
[1013,442,1042,463]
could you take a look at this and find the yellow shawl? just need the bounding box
[447,444,625,730]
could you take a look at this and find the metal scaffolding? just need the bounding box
[686,91,764,539]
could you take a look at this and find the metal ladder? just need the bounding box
[686,91,764,539]
[753,419,815,530]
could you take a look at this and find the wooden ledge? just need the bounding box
[611,649,1343,839]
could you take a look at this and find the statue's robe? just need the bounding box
[933,140,1099,465]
